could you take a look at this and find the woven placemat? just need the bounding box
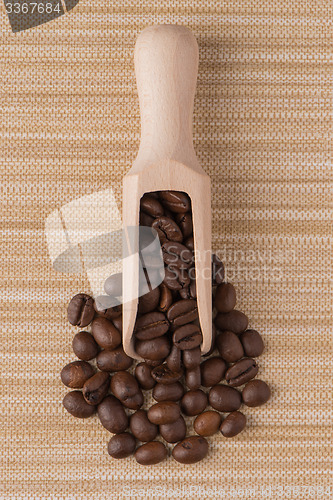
[0,1,332,499]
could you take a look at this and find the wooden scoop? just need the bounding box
[122,25,212,359]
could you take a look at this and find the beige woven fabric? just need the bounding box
[0,1,332,499]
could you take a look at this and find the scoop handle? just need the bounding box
[134,25,199,167]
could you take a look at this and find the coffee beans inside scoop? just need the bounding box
[61,190,271,465]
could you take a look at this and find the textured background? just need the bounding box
[0,1,332,499]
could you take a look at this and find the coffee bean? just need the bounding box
[216,330,244,363]
[158,284,173,312]
[181,390,207,416]
[211,254,224,286]
[183,347,201,369]
[140,211,154,227]
[97,395,128,434]
[163,266,190,290]
[145,358,165,367]
[178,285,193,300]
[138,287,160,314]
[134,362,156,390]
[91,317,121,350]
[194,411,222,437]
[135,336,170,361]
[239,329,264,357]
[214,283,236,313]
[214,310,248,334]
[185,366,201,390]
[200,357,227,387]
[151,363,183,385]
[134,312,169,341]
[162,241,193,270]
[185,236,194,251]
[67,293,95,327]
[159,191,191,213]
[140,194,164,217]
[82,371,110,406]
[151,216,183,243]
[63,390,96,418]
[147,401,180,425]
[242,379,271,407]
[159,415,187,443]
[112,315,122,333]
[110,371,143,410]
[135,441,168,465]
[108,433,136,459]
[104,273,123,297]
[173,324,202,350]
[130,410,158,442]
[152,382,184,402]
[96,347,133,372]
[72,331,99,361]
[167,299,198,327]
[94,299,122,320]
[225,358,258,387]
[166,344,182,372]
[220,411,246,437]
[172,436,208,464]
[61,361,95,389]
[209,385,241,412]
[175,212,193,239]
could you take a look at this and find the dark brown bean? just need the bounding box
[97,395,128,434]
[108,433,136,459]
[145,358,165,367]
[181,390,207,416]
[138,287,160,314]
[159,191,191,213]
[134,312,169,340]
[63,390,96,418]
[134,362,156,390]
[175,212,193,239]
[82,371,110,406]
[152,216,183,243]
[225,358,258,387]
[239,329,264,357]
[172,436,208,464]
[163,266,190,290]
[152,382,184,402]
[185,366,201,390]
[167,299,198,327]
[135,441,168,465]
[158,284,173,312]
[194,411,222,437]
[135,336,170,361]
[211,254,224,285]
[162,241,193,269]
[96,347,133,372]
[67,293,95,327]
[147,401,180,425]
[61,361,95,389]
[200,357,227,387]
[140,194,164,217]
[72,331,99,361]
[214,283,236,313]
[130,410,158,442]
[110,371,143,410]
[140,211,154,227]
[112,315,122,333]
[166,344,182,372]
[220,411,246,437]
[183,347,201,369]
[242,379,271,407]
[185,236,194,251]
[173,324,202,350]
[159,415,187,443]
[214,310,248,334]
[94,301,122,321]
[151,363,183,385]
[209,385,241,412]
[91,317,121,350]
[216,330,244,363]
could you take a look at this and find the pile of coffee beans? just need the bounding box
[61,190,271,465]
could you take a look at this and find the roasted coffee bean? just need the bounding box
[225,358,258,387]
[145,358,165,367]
[91,317,121,350]
[242,379,271,407]
[151,363,183,385]
[135,441,168,465]
[104,273,122,297]
[151,216,183,243]
[214,283,236,313]
[140,211,154,227]
[185,366,201,390]
[130,410,158,442]
[172,436,208,464]
[211,254,225,286]
[181,390,207,416]
[159,415,187,443]
[135,336,170,361]
[220,411,246,437]
[108,433,136,459]
[159,191,191,213]
[72,331,99,361]
[166,344,182,372]
[97,395,128,434]
[158,284,173,312]
[178,286,191,299]
[173,324,202,350]
[112,315,122,333]
[216,330,244,363]
[94,299,122,320]
[214,310,248,334]
[175,212,193,239]
[163,266,190,290]
[185,236,194,251]
[162,241,193,269]
[63,390,96,418]
[67,293,95,327]
[209,384,241,412]
[239,329,264,357]
[152,382,184,402]
[167,299,198,327]
[134,362,156,390]
[138,287,160,314]
[61,361,95,389]
[134,312,169,341]
[194,411,222,437]
[110,371,143,410]
[96,347,133,372]
[147,401,180,425]
[200,357,227,387]
[82,371,110,406]
[183,347,201,369]
[203,323,217,357]
[140,194,164,217]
